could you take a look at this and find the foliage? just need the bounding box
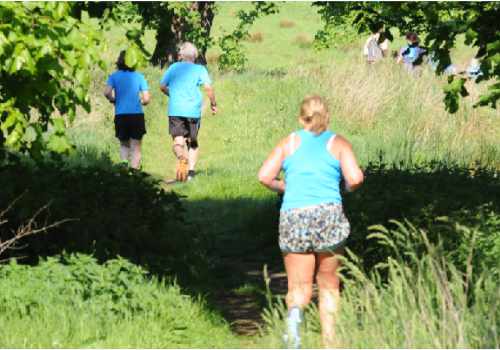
[134,2,215,66]
[313,8,361,50]
[218,2,279,72]
[0,3,104,158]
[0,253,238,348]
[0,151,213,281]
[0,254,153,317]
[344,160,500,276]
[314,2,500,112]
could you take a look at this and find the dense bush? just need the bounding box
[0,253,237,348]
[0,151,210,281]
[344,160,500,277]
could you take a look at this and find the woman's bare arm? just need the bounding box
[335,136,364,192]
[258,137,289,193]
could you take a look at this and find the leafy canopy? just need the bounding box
[0,3,103,158]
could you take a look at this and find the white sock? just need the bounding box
[286,306,303,348]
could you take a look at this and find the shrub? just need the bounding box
[0,151,211,281]
[279,19,295,28]
[0,254,237,348]
[294,34,313,49]
[247,32,264,43]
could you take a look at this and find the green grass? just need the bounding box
[1,2,499,348]
[0,255,239,348]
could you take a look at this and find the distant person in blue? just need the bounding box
[104,50,150,169]
[258,96,364,348]
[466,58,483,81]
[397,32,426,73]
[160,42,217,182]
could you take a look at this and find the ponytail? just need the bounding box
[299,95,330,134]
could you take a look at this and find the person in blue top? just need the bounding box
[104,50,150,169]
[397,32,427,72]
[160,42,217,182]
[258,95,364,348]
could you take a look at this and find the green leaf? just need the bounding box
[22,125,38,143]
[47,134,72,154]
[51,118,66,134]
[124,46,140,69]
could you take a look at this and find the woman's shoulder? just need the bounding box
[328,132,349,146]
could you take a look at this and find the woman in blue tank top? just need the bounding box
[258,95,364,348]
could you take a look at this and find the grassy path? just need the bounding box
[64,3,499,346]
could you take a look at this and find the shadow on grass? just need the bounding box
[1,148,498,331]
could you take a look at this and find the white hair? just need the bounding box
[178,42,198,62]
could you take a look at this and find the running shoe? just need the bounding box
[283,307,302,349]
[187,170,196,181]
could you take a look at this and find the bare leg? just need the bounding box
[172,136,189,181]
[283,253,316,348]
[315,252,342,348]
[188,146,199,172]
[129,139,142,169]
[119,140,130,163]
[172,136,188,160]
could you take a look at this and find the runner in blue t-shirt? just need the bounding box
[104,50,151,170]
[397,32,426,73]
[160,42,217,182]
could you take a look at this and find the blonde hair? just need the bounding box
[298,95,330,134]
[178,42,198,62]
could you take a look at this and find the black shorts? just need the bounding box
[169,116,201,148]
[114,114,146,141]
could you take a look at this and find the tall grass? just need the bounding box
[259,220,500,348]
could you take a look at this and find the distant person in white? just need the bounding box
[363,22,389,63]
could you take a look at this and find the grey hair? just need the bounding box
[178,42,198,62]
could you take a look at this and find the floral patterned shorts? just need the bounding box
[279,202,350,253]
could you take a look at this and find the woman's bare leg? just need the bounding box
[315,252,342,348]
[283,253,316,348]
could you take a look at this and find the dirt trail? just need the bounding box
[212,258,288,335]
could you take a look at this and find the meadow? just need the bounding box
[0,2,499,348]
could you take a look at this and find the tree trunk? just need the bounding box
[195,2,215,65]
[150,2,215,68]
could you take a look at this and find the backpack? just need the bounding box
[366,37,383,63]
[402,44,421,64]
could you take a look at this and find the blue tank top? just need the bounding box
[281,129,342,211]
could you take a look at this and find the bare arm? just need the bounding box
[160,84,169,96]
[204,84,217,114]
[104,86,115,103]
[258,137,289,193]
[141,91,151,105]
[334,136,364,192]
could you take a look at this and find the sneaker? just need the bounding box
[176,158,189,182]
[283,307,302,349]
[187,170,196,181]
